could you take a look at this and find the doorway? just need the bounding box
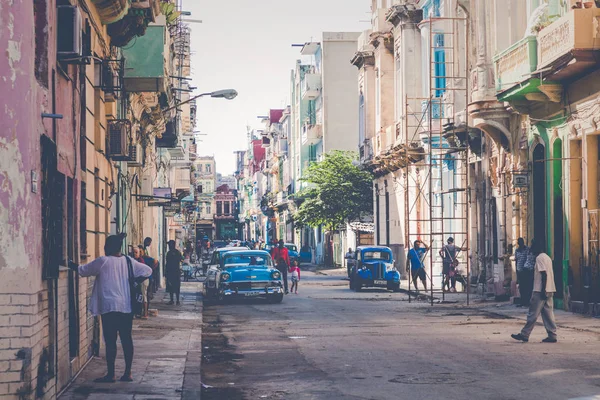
[552,140,564,298]
[532,144,547,250]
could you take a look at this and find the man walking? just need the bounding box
[515,237,533,307]
[271,239,290,294]
[511,240,558,343]
[407,240,429,291]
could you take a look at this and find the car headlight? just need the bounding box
[220,272,231,281]
[271,270,281,280]
[386,265,396,272]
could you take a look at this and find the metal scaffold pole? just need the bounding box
[404,13,470,306]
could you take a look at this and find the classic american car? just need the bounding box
[349,246,401,292]
[204,250,284,303]
[204,247,249,296]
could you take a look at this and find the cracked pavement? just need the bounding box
[202,270,600,400]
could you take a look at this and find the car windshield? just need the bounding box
[285,244,297,252]
[223,254,272,267]
[362,251,392,262]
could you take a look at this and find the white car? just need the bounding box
[204,246,249,298]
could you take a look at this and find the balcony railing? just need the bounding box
[537,8,600,81]
[301,73,322,101]
[301,123,323,146]
[493,36,538,93]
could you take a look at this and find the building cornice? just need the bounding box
[351,50,375,69]
[369,31,394,53]
[386,4,423,28]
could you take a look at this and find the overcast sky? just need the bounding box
[183,0,370,175]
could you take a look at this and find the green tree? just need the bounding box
[293,151,373,231]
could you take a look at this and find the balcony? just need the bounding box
[302,73,322,100]
[493,36,538,95]
[122,25,168,92]
[301,123,323,146]
[537,8,600,81]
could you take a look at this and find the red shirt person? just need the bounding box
[270,240,290,294]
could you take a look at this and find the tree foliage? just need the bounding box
[293,151,373,231]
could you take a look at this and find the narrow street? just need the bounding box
[202,271,600,400]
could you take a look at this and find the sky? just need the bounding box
[183,0,370,175]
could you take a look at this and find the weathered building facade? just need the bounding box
[0,0,195,397]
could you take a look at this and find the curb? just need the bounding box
[182,289,203,400]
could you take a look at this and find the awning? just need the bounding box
[91,0,130,25]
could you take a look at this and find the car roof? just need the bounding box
[357,246,392,251]
[223,250,271,256]
[216,246,249,253]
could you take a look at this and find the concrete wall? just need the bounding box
[322,32,361,153]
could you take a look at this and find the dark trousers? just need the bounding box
[517,269,534,306]
[101,312,134,377]
[277,267,288,292]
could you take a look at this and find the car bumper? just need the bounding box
[222,287,284,297]
[356,279,399,287]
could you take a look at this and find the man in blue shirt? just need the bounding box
[407,240,429,291]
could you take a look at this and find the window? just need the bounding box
[206,164,212,173]
[197,164,203,172]
[434,34,446,98]
[206,204,211,215]
[224,202,230,215]
[359,92,365,144]
[216,201,222,216]
[34,0,48,86]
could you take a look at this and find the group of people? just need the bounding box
[406,237,465,293]
[404,235,558,343]
[270,239,301,294]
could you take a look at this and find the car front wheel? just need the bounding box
[353,276,362,292]
[389,282,400,292]
[269,293,284,304]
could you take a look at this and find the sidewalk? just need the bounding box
[59,282,203,400]
[479,302,600,335]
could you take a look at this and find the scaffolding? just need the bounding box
[404,15,470,305]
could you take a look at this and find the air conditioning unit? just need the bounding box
[127,144,143,167]
[101,59,123,102]
[57,5,83,60]
[107,120,132,161]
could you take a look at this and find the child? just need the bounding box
[289,260,301,294]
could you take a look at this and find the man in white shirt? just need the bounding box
[511,240,558,343]
[345,248,355,277]
[70,233,152,383]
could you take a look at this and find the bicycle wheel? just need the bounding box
[194,268,203,281]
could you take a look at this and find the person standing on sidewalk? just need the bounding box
[271,239,290,294]
[407,240,429,292]
[511,240,558,343]
[69,233,152,382]
[133,247,150,320]
[515,237,533,307]
[166,240,184,305]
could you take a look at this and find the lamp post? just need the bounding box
[162,89,238,114]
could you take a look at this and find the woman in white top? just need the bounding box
[70,233,152,383]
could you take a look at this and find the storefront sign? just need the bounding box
[512,173,529,188]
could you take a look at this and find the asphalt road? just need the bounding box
[201,271,600,400]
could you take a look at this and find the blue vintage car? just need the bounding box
[285,243,300,265]
[349,246,400,292]
[204,250,284,303]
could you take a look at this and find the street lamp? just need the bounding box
[163,89,238,114]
